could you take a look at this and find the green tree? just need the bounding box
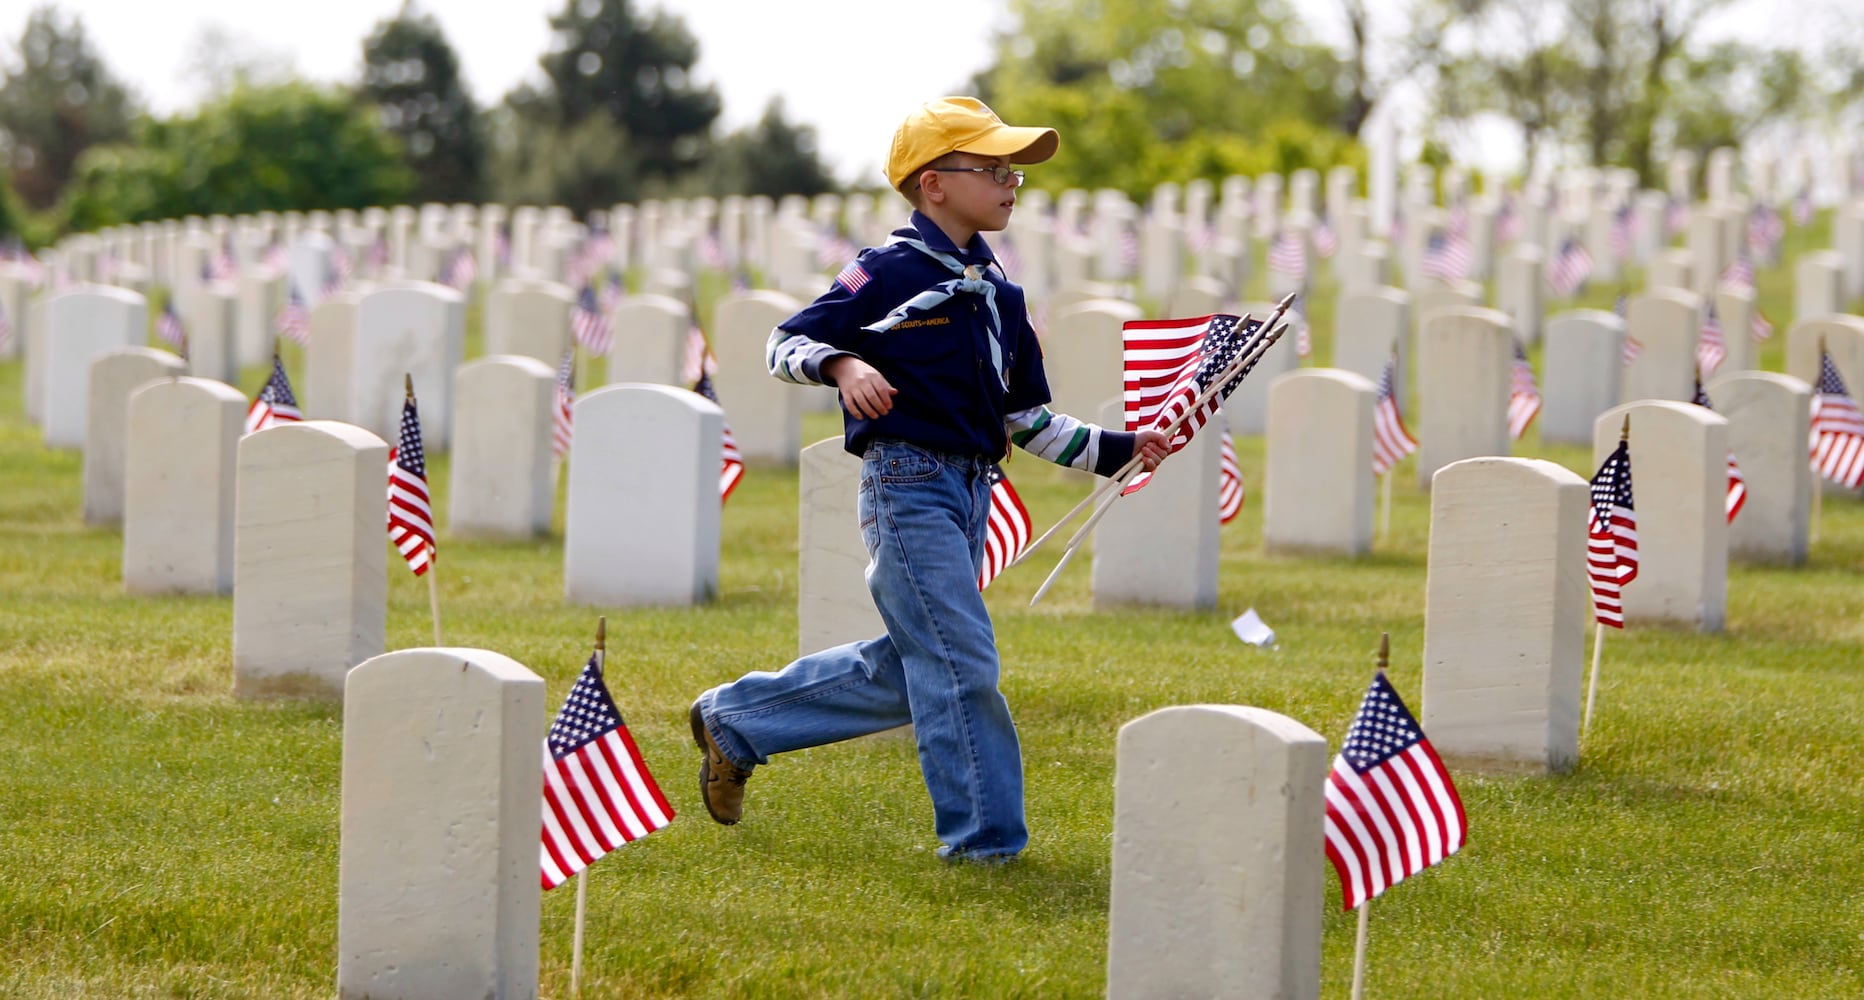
[487,99,637,211]
[0,5,138,211]
[701,98,836,199]
[535,0,720,180]
[58,82,413,231]
[974,0,1358,197]
[360,1,486,204]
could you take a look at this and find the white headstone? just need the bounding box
[1333,287,1409,390]
[1043,299,1138,425]
[609,294,690,387]
[123,377,246,594]
[711,290,806,465]
[1622,289,1701,404]
[1541,309,1626,445]
[483,278,573,365]
[449,356,556,538]
[83,347,187,524]
[797,438,883,655]
[1496,247,1546,344]
[304,290,361,420]
[1091,400,1219,609]
[1793,250,1847,326]
[1263,369,1375,555]
[1646,248,1693,293]
[234,270,283,368]
[1416,307,1513,488]
[1707,372,1812,565]
[44,285,147,449]
[1227,302,1306,436]
[1593,402,1727,631]
[353,282,466,447]
[1106,705,1326,1000]
[1423,457,1588,772]
[175,284,238,384]
[564,385,721,606]
[233,421,389,698]
[1710,285,1759,376]
[338,647,543,1000]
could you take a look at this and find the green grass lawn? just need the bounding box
[4,233,1864,998]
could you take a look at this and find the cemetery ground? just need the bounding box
[5,275,1864,998]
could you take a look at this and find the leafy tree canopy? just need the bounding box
[361,0,487,204]
[0,4,138,210]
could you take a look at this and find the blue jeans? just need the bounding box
[697,439,1026,859]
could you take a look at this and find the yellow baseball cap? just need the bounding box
[885,97,1059,191]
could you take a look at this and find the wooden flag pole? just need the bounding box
[425,542,442,645]
[570,615,607,999]
[1013,293,1299,571]
[1350,897,1371,1000]
[1349,631,1389,1000]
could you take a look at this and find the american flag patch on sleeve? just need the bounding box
[835,261,871,294]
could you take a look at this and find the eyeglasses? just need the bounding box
[927,166,1026,187]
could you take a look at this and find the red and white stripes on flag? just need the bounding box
[540,651,674,890]
[1371,356,1417,476]
[552,350,575,460]
[1267,229,1308,283]
[1693,380,1746,523]
[244,354,302,434]
[1507,341,1541,440]
[1587,440,1639,628]
[157,300,186,348]
[685,327,745,503]
[1323,671,1466,911]
[571,283,612,356]
[1217,431,1244,524]
[1120,312,1254,496]
[275,283,310,346]
[387,393,435,576]
[1810,349,1864,489]
[978,465,1032,590]
[1696,307,1726,378]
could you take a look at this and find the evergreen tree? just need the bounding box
[360,1,486,204]
[0,5,138,210]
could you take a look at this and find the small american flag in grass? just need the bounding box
[551,350,575,461]
[571,283,612,356]
[387,391,434,577]
[540,652,673,890]
[1371,355,1417,476]
[1323,671,1466,911]
[244,354,302,434]
[1587,439,1639,628]
[1811,349,1864,489]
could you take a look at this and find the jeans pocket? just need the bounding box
[875,447,941,483]
[858,475,877,531]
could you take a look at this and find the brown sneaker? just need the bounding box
[690,700,751,825]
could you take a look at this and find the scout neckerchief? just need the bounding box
[861,233,1008,390]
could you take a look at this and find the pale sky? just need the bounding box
[16,0,1848,187]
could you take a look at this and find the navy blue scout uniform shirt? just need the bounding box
[779,212,1057,461]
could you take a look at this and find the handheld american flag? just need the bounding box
[1587,439,1639,628]
[1371,355,1417,475]
[1119,312,1260,496]
[540,651,674,890]
[1323,671,1466,911]
[552,350,575,461]
[1693,378,1745,522]
[1507,340,1541,440]
[978,465,1033,590]
[388,388,435,576]
[244,354,303,434]
[1810,348,1864,489]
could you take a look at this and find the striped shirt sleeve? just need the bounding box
[766,325,847,386]
[1006,406,1136,476]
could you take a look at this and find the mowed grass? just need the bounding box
[5,237,1864,999]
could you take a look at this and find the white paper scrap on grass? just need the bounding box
[1231,608,1276,647]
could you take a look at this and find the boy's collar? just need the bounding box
[905,211,996,265]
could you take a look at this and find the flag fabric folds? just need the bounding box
[1810,349,1864,489]
[275,283,310,346]
[1693,379,1745,522]
[1507,340,1541,440]
[387,394,435,576]
[1371,356,1417,476]
[1267,230,1308,284]
[1120,312,1261,495]
[978,465,1033,590]
[1322,671,1466,912]
[540,653,674,890]
[1421,230,1471,282]
[157,300,186,349]
[1547,238,1593,297]
[1217,431,1244,524]
[244,354,302,434]
[571,283,612,356]
[1587,440,1639,628]
[552,350,575,460]
[1696,306,1726,377]
[686,327,745,503]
